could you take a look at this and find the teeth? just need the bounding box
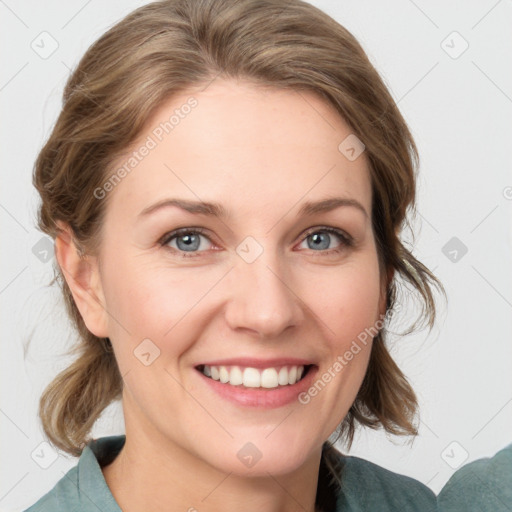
[230,366,243,385]
[261,368,278,388]
[201,364,306,388]
[278,367,288,385]
[243,367,261,387]
[288,366,297,385]
[219,366,230,383]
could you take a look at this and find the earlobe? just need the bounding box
[54,222,109,338]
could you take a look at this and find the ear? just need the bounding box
[54,221,109,338]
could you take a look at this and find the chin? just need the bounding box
[198,437,315,478]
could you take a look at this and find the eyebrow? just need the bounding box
[138,196,368,219]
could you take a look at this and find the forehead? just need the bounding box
[104,78,371,222]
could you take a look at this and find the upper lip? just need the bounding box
[195,357,315,369]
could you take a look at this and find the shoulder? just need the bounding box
[437,443,512,511]
[23,435,125,512]
[23,465,79,512]
[329,449,437,512]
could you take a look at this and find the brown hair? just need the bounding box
[33,0,445,477]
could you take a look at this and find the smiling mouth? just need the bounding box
[195,364,314,389]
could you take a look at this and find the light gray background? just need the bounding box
[1,0,511,510]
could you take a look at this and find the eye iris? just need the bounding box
[177,233,200,251]
[309,232,330,250]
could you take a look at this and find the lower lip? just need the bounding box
[196,366,318,408]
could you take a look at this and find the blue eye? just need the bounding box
[161,227,211,257]
[160,226,353,258]
[299,227,353,254]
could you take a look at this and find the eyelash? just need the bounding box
[159,226,354,259]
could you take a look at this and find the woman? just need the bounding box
[25,0,444,510]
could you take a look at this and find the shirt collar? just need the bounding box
[77,435,125,511]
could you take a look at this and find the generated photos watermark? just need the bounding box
[93,96,198,200]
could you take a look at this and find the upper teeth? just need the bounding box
[202,365,305,388]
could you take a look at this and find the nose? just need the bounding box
[224,247,304,339]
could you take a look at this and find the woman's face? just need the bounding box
[88,78,386,475]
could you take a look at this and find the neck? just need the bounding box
[102,424,324,512]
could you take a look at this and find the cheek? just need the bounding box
[308,257,383,343]
[101,255,221,350]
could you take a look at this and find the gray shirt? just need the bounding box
[24,435,437,511]
[437,443,512,511]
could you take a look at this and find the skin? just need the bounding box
[56,78,388,512]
